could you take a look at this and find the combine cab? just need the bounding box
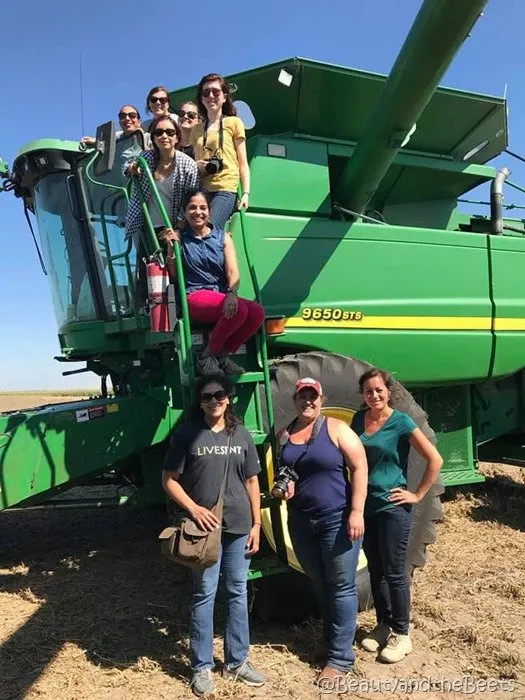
[1,0,524,612]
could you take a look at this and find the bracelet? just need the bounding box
[252,522,261,526]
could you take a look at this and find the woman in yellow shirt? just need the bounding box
[191,73,250,229]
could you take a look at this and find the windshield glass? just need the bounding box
[80,134,141,319]
[33,173,97,326]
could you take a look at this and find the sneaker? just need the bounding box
[360,622,392,652]
[378,632,412,663]
[195,353,224,377]
[190,668,215,696]
[223,660,266,687]
[218,354,246,375]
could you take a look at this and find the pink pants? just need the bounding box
[187,290,265,354]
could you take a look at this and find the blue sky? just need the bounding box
[1,0,525,390]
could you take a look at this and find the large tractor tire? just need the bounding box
[252,351,444,623]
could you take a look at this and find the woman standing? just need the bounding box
[351,368,443,663]
[177,101,200,159]
[159,190,265,377]
[142,85,178,132]
[191,73,250,229]
[279,378,368,685]
[162,374,266,696]
[125,116,199,246]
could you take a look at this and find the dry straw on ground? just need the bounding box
[0,395,524,699]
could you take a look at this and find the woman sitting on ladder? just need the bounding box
[159,189,265,377]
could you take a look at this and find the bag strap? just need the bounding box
[278,414,325,471]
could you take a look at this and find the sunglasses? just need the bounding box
[202,87,222,98]
[201,390,228,403]
[119,112,138,120]
[150,96,169,105]
[152,128,177,137]
[178,109,198,120]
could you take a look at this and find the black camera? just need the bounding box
[205,156,223,175]
[271,466,299,500]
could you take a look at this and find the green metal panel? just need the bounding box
[489,235,525,377]
[0,393,182,510]
[421,386,483,487]
[232,213,495,384]
[248,136,330,215]
[473,375,524,445]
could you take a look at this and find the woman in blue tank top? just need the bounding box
[278,378,368,687]
[159,189,265,377]
[351,368,443,664]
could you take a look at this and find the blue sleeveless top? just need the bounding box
[280,419,352,517]
[180,224,228,295]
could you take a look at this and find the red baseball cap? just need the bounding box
[295,377,323,396]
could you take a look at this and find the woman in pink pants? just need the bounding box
[159,189,265,376]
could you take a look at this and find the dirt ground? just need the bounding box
[1,396,524,699]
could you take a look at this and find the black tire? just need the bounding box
[253,351,443,622]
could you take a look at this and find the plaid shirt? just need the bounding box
[125,149,200,243]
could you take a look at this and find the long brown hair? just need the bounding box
[194,374,240,435]
[196,73,237,119]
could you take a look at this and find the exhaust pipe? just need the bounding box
[490,167,510,235]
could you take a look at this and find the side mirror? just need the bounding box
[94,121,116,176]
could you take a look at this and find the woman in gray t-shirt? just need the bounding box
[162,374,266,696]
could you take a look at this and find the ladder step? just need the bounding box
[249,430,268,445]
[231,371,264,384]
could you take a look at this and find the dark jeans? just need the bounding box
[363,506,412,635]
[288,507,362,671]
[209,191,237,230]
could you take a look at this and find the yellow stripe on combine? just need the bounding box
[284,315,493,331]
[494,318,525,331]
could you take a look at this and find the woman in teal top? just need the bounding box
[351,368,443,664]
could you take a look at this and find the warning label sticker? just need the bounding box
[75,409,89,423]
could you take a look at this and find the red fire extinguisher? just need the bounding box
[146,258,170,332]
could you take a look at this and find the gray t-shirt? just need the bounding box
[148,175,174,228]
[163,420,261,534]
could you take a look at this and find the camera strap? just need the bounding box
[279,414,326,471]
[202,116,224,155]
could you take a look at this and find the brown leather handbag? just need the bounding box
[159,435,232,569]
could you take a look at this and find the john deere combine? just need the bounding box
[1,0,522,609]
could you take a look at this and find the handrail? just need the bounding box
[135,156,194,384]
[236,204,276,446]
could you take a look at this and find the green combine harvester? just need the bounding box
[1,0,522,614]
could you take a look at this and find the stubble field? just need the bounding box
[0,394,524,699]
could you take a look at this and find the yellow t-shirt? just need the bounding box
[191,116,245,193]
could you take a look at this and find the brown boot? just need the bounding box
[315,666,346,691]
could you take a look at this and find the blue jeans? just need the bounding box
[363,506,412,634]
[190,532,251,671]
[209,191,237,230]
[288,508,362,671]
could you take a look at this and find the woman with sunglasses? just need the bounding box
[159,189,265,377]
[126,116,199,249]
[142,85,178,132]
[177,101,200,159]
[191,73,250,229]
[162,374,266,696]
